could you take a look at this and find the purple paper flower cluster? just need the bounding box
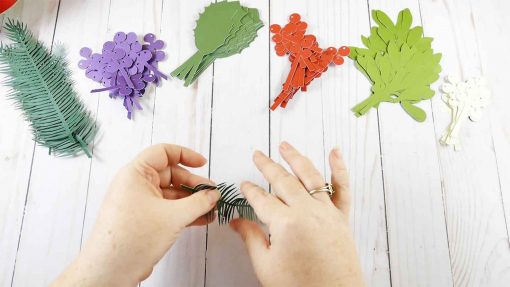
[78,32,167,119]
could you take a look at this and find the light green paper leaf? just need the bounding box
[407,26,423,46]
[349,9,442,122]
[415,37,433,52]
[396,9,412,37]
[369,27,387,51]
[361,35,371,48]
[372,10,395,29]
[401,101,426,122]
[377,26,394,43]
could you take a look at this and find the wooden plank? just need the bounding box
[0,1,56,285]
[420,0,510,283]
[471,0,510,245]
[205,0,269,285]
[8,0,110,285]
[366,1,453,286]
[81,0,162,241]
[140,0,214,286]
[425,0,510,284]
[320,1,391,286]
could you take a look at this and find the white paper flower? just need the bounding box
[440,76,491,150]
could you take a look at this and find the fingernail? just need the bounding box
[253,150,263,158]
[280,141,291,150]
[207,190,220,204]
[333,147,342,158]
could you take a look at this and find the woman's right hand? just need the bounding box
[230,142,364,287]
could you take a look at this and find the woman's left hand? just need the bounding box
[52,144,220,287]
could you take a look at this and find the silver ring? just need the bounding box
[308,183,335,196]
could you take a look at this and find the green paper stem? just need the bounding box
[184,52,205,86]
[352,93,383,116]
[190,55,216,83]
[171,51,204,79]
[75,134,92,158]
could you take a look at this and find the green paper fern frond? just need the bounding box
[0,19,96,157]
[181,182,258,225]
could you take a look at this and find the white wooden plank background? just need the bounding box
[0,0,509,286]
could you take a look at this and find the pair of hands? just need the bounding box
[53,142,364,287]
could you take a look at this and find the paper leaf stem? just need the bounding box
[349,9,442,122]
[0,19,97,157]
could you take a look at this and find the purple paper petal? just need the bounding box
[114,32,127,43]
[126,32,138,44]
[131,42,142,53]
[144,33,156,43]
[80,47,92,58]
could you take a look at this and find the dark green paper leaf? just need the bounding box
[0,19,96,157]
[171,1,263,87]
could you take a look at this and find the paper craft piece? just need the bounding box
[0,19,97,157]
[440,76,490,150]
[270,13,350,110]
[171,1,263,86]
[78,32,167,119]
[181,183,257,225]
[0,0,17,14]
[349,9,442,122]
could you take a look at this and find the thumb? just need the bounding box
[170,189,220,226]
[230,219,269,263]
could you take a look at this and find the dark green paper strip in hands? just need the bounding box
[181,183,258,225]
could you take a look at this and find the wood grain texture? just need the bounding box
[0,1,55,284]
[0,1,509,286]
[419,0,510,285]
[141,0,214,286]
[367,1,453,286]
[7,1,109,286]
[320,1,391,286]
[471,0,510,244]
[205,0,269,285]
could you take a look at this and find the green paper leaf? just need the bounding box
[396,8,412,37]
[349,9,441,122]
[369,27,387,51]
[194,1,242,54]
[401,101,426,122]
[0,19,97,157]
[372,10,395,30]
[172,1,263,87]
[377,26,394,43]
[406,26,423,46]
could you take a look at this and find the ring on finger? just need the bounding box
[308,183,335,197]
